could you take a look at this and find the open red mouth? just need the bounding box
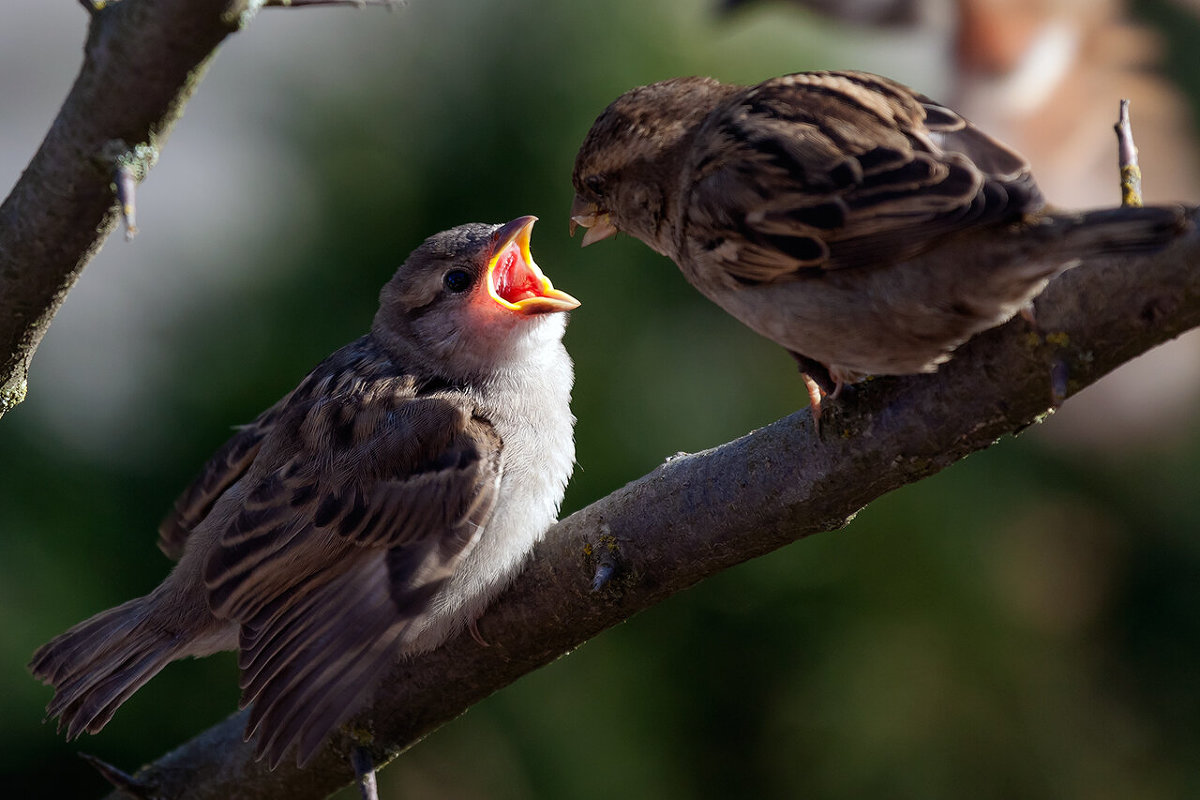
[492,243,543,304]
[486,216,580,315]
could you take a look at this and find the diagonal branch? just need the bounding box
[0,0,259,419]
[99,211,1200,799]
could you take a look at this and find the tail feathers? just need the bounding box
[29,596,180,740]
[1049,204,1191,256]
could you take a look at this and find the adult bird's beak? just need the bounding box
[569,195,619,247]
[487,216,580,315]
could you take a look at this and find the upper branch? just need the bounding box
[0,0,256,419]
[102,210,1200,799]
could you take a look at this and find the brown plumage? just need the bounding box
[31,217,579,768]
[571,70,1183,415]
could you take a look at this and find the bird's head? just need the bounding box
[374,216,579,379]
[570,76,729,256]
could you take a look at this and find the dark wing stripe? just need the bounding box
[855,145,910,175]
[757,234,827,264]
[919,100,967,131]
[204,523,284,596]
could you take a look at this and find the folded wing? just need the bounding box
[202,380,502,767]
[686,71,1044,284]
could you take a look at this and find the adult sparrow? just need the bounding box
[570,70,1182,417]
[31,216,579,768]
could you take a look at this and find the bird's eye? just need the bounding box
[585,175,605,196]
[443,269,473,293]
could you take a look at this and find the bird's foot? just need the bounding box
[802,374,825,433]
[789,352,839,434]
[351,746,379,800]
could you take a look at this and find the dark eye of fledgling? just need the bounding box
[585,175,605,197]
[443,269,473,293]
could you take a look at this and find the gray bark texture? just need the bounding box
[0,0,253,419]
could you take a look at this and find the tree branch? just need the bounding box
[92,210,1200,799]
[0,0,261,419]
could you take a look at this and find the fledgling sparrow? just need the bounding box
[30,216,579,768]
[570,70,1183,418]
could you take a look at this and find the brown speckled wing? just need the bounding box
[685,71,1044,285]
[214,386,500,766]
[188,337,503,767]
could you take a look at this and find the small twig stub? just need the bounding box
[114,163,138,241]
[1115,99,1144,208]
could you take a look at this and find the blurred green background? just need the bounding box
[2,0,1200,798]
